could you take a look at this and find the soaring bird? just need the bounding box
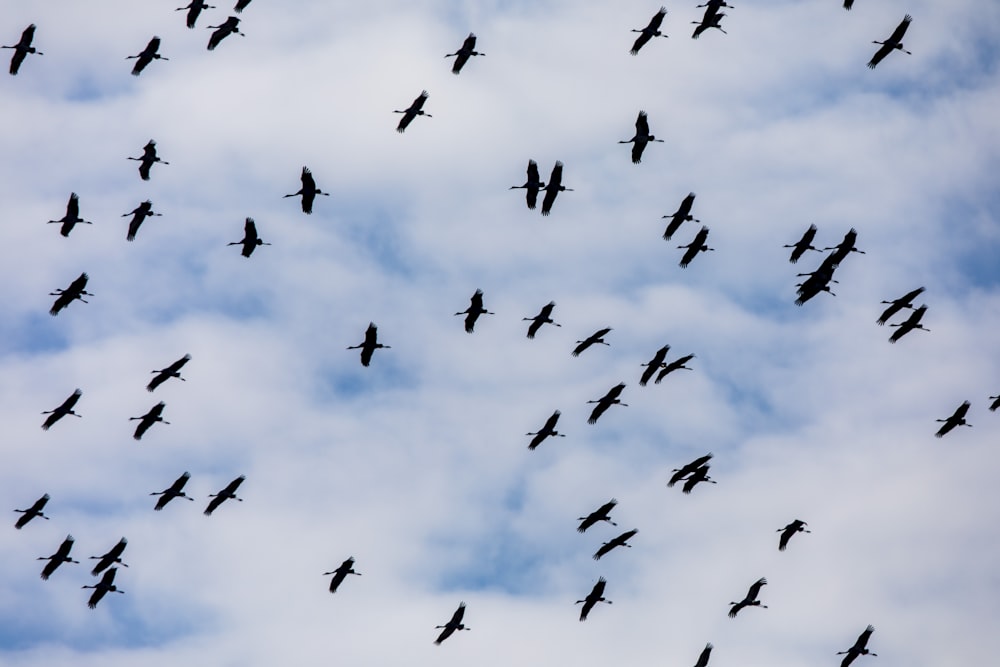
[526,410,565,450]
[3,24,43,75]
[523,301,561,338]
[572,328,612,357]
[127,36,168,75]
[678,226,713,268]
[49,273,92,315]
[48,193,92,237]
[347,323,391,367]
[989,395,1000,412]
[510,160,546,210]
[868,15,912,69]
[692,5,728,39]
[323,557,361,593]
[127,140,168,181]
[147,354,191,392]
[795,253,839,306]
[587,383,627,424]
[284,166,329,214]
[130,402,168,440]
[877,287,925,325]
[234,0,252,11]
[888,304,929,343]
[38,535,79,580]
[82,567,124,609]
[783,224,819,263]
[205,475,245,515]
[619,111,663,164]
[445,33,484,74]
[207,16,244,50]
[434,602,469,644]
[576,577,611,621]
[177,1,214,29]
[228,217,270,257]
[777,519,810,551]
[455,289,493,333]
[394,91,432,133]
[540,161,573,216]
[151,472,195,511]
[123,200,162,241]
[825,228,865,266]
[844,0,855,9]
[693,642,714,667]
[728,577,767,617]
[14,494,50,529]
[655,353,695,384]
[593,528,638,560]
[89,538,128,576]
[41,389,83,429]
[577,499,618,533]
[639,344,671,386]
[681,464,716,494]
[663,193,699,241]
[837,625,877,667]
[630,7,667,55]
[667,453,713,487]
[935,401,971,438]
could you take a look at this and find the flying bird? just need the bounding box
[630,7,667,55]
[777,519,810,551]
[14,494,50,529]
[445,33,484,74]
[678,226,713,268]
[82,567,124,609]
[935,400,971,438]
[693,642,714,667]
[577,499,618,533]
[455,289,493,333]
[3,24,43,75]
[123,200,162,241]
[49,273,92,316]
[682,464,716,494]
[540,161,573,216]
[663,193,699,240]
[347,323,391,367]
[593,528,638,560]
[868,15,912,69]
[48,193,92,237]
[728,577,767,617]
[526,410,565,450]
[38,535,79,580]
[523,301,560,338]
[130,402,169,440]
[228,217,270,257]
[434,602,469,644]
[692,5,728,39]
[205,475,245,515]
[837,625,877,667]
[783,224,819,263]
[147,354,191,392]
[284,166,329,214]
[207,16,244,50]
[844,0,855,9]
[177,1,214,28]
[888,304,929,343]
[587,383,627,424]
[576,577,611,621]
[510,160,546,210]
[127,140,168,181]
[572,328,612,357]
[655,353,695,384]
[89,538,128,576]
[234,0,252,11]
[41,389,83,429]
[619,111,663,164]
[667,453,713,487]
[323,557,361,593]
[825,228,865,266]
[989,395,1000,412]
[127,37,168,75]
[877,287,925,325]
[394,90,432,133]
[639,344,670,386]
[151,472,194,511]
[795,253,840,306]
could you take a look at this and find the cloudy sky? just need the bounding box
[2,0,999,665]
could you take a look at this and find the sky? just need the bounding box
[1,0,999,665]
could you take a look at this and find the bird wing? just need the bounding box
[889,15,911,43]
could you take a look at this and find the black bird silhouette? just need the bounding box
[130,402,168,440]
[41,389,83,430]
[49,273,92,316]
[14,494,50,529]
[667,453,712,487]
[795,253,839,306]
[82,567,124,609]
[89,538,128,576]
[234,0,252,11]
[284,166,329,214]
[123,200,162,241]
[619,111,663,164]
[888,304,929,343]
[593,528,638,560]
[825,228,865,266]
[510,160,546,210]
[148,354,191,392]
[128,140,168,181]
[682,464,716,494]
[527,410,565,450]
[434,602,469,644]
[989,395,1000,412]
[229,217,270,257]
[127,36,168,75]
[837,625,877,667]
[577,499,618,533]
[151,472,195,511]
[445,33,484,74]
[868,15,911,69]
[573,328,612,357]
[655,353,695,384]
[639,344,671,386]
[177,1,215,28]
[48,193,92,237]
[323,557,361,593]
[844,0,855,9]
[541,161,573,216]
[728,577,767,617]
[576,577,611,621]
[207,16,244,50]
[935,400,971,438]
[877,287,925,325]
[394,90,432,133]
[630,7,668,55]
[783,224,819,263]
[777,519,810,551]
[662,193,699,240]
[692,5,728,39]
[38,535,79,580]
[3,24,42,75]
[523,301,560,338]
[679,226,713,268]
[205,475,245,515]
[693,642,714,667]
[347,322,390,367]
[587,383,627,424]
[455,289,493,333]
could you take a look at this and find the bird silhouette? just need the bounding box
[868,15,911,69]
[728,577,767,617]
[151,472,195,511]
[47,193,92,237]
[682,464,716,494]
[510,160,546,210]
[234,0,252,12]
[630,7,668,55]
[148,354,191,392]
[572,328,612,357]
[394,91,432,133]
[14,494,50,529]
[205,476,245,515]
[526,410,565,450]
[455,289,493,333]
[523,301,560,338]
[49,273,92,315]
[3,24,43,75]
[655,353,695,384]
[123,200,162,241]
[177,1,215,29]
[41,389,82,430]
[577,499,617,533]
[619,111,663,164]
[587,383,627,424]
[935,401,971,438]
[284,167,329,214]
[38,535,79,580]
[837,625,877,667]
[692,4,728,39]
[445,33,484,74]
[127,37,168,75]
[228,217,270,257]
[127,140,168,181]
[347,323,390,367]
[207,17,244,50]
[693,642,714,667]
[888,304,929,343]
[639,345,671,386]
[434,602,469,644]
[678,227,713,268]
[593,528,638,560]
[783,224,819,263]
[663,193,699,240]
[130,402,169,440]
[576,577,611,620]
[877,287,925,325]
[89,538,128,576]
[541,161,573,216]
[323,557,361,593]
[777,519,810,551]
[82,567,124,608]
[667,453,712,487]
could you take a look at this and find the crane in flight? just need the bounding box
[868,15,912,69]
[434,602,469,644]
[630,7,667,55]
[576,577,612,620]
[83,567,125,608]
[3,24,43,75]
[526,410,565,450]
[577,499,617,533]
[837,625,877,667]
[147,354,192,392]
[205,476,246,515]
[777,519,810,551]
[14,494,50,529]
[41,389,83,429]
[127,37,168,75]
[323,557,361,593]
[347,323,391,367]
[728,577,767,617]
[445,33,484,74]
[48,193,92,237]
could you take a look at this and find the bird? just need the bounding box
[662,193,699,240]
[777,519,810,551]
[540,161,573,216]
[572,328,612,357]
[130,402,169,440]
[630,7,668,55]
[127,140,168,181]
[455,289,493,333]
[347,323,391,367]
[837,625,877,667]
[41,389,83,429]
[38,535,79,580]
[692,4,728,39]
[728,577,767,617]
[783,224,819,263]
[123,200,162,241]
[655,353,695,384]
[888,304,929,343]
[3,24,42,75]
[678,226,713,268]
[394,90,432,133]
[639,345,671,386]
[205,475,245,515]
[587,383,627,424]
[844,0,855,8]
[127,36,168,75]
[323,557,361,593]
[593,528,638,560]
[176,1,214,29]
[445,33,484,74]
[868,15,912,69]
[667,453,713,487]
[877,287,925,325]
[510,160,546,210]
[147,354,192,392]
[795,253,840,306]
[284,166,329,214]
[523,301,561,338]
[89,538,128,576]
[207,16,244,50]
[576,577,612,621]
[228,217,270,257]
[682,464,716,494]
[935,400,971,438]
[434,602,469,644]
[14,494,50,529]
[49,273,92,316]
[234,0,252,11]
[151,472,195,511]
[693,642,714,667]
[526,410,565,450]
[824,228,865,266]
[619,111,664,164]
[82,567,124,609]
[577,499,618,533]
[47,193,92,237]
[989,395,1000,412]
